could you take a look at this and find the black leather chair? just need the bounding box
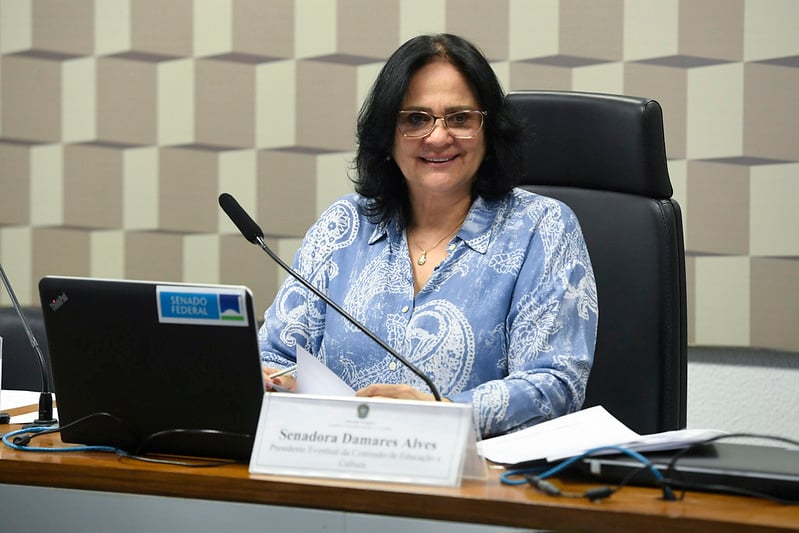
[507,90,687,434]
[0,306,53,391]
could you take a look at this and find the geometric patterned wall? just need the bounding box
[1,0,797,351]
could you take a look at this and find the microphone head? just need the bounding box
[219,193,264,244]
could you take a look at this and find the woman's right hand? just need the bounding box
[262,366,297,392]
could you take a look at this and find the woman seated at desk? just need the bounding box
[259,33,598,438]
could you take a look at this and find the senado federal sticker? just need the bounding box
[156,286,249,326]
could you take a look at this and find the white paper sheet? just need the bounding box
[295,345,355,396]
[477,405,728,465]
[551,427,728,460]
[477,406,640,465]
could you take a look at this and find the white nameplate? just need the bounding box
[249,393,482,486]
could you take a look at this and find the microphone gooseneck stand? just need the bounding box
[0,263,58,426]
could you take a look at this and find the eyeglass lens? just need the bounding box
[397,111,484,138]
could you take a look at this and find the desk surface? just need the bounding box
[1,408,797,533]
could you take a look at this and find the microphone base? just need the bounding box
[5,393,58,427]
[33,392,58,426]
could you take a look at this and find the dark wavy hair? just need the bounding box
[352,33,524,226]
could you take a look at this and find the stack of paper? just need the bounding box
[477,406,726,465]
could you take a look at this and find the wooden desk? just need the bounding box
[1,416,797,533]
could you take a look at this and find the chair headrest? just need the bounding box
[506,90,672,198]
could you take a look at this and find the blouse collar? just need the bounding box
[367,195,503,256]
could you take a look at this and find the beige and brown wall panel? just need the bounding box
[1,0,797,351]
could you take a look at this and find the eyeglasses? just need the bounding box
[396,110,487,139]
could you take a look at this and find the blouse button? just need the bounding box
[448,243,456,251]
[401,305,409,313]
[389,361,398,371]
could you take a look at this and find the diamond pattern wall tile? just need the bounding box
[0,0,796,350]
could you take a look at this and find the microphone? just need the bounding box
[218,192,442,401]
[0,263,57,426]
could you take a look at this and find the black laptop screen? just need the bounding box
[39,276,265,461]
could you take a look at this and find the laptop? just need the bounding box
[570,442,799,501]
[38,276,265,461]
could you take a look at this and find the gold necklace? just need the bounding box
[409,220,464,266]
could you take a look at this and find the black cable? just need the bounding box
[13,411,133,445]
[6,412,247,467]
[525,474,616,501]
[127,427,248,467]
[509,445,677,502]
[117,449,238,468]
[3,412,134,453]
[506,433,799,505]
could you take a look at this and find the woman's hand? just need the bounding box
[262,366,297,392]
[355,383,449,402]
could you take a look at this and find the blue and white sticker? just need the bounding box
[156,286,249,326]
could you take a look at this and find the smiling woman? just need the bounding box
[258,34,598,439]
[390,58,486,243]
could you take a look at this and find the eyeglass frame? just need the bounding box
[396,109,488,139]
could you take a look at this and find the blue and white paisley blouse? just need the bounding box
[259,188,598,437]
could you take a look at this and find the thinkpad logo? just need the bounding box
[49,292,68,311]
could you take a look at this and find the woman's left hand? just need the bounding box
[355,383,449,402]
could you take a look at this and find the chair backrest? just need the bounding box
[0,306,52,391]
[506,90,687,434]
